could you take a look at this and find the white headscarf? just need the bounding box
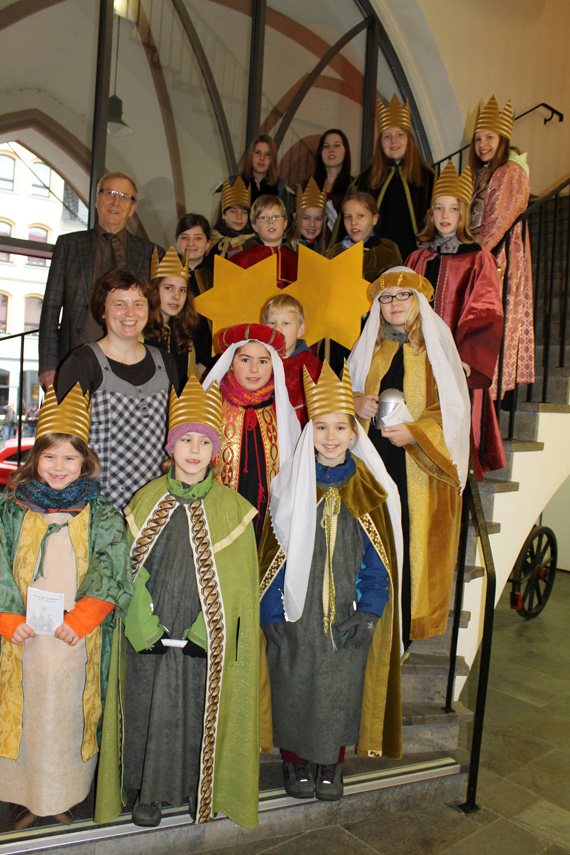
[270,419,403,639]
[203,338,301,467]
[347,267,471,490]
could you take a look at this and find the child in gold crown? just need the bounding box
[0,385,132,830]
[258,362,402,801]
[95,377,260,830]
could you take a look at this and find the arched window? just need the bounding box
[31,162,51,198]
[24,296,42,333]
[0,221,11,263]
[27,226,48,266]
[0,155,15,192]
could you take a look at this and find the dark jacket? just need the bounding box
[39,229,163,374]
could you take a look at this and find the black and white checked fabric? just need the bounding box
[87,343,170,511]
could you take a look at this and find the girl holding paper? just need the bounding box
[0,384,131,830]
[349,267,470,649]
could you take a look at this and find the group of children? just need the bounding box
[0,91,533,835]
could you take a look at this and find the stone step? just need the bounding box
[402,701,473,754]
[499,402,570,441]
[490,439,545,482]
[401,653,468,704]
[527,374,570,404]
[4,757,466,855]
[534,343,570,365]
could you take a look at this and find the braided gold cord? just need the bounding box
[187,499,225,824]
[320,487,341,636]
[130,496,177,580]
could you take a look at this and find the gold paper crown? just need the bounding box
[221,176,251,211]
[36,383,91,444]
[296,177,327,212]
[168,376,222,435]
[150,246,189,281]
[376,94,412,134]
[369,268,434,303]
[432,161,473,208]
[473,95,514,140]
[303,361,355,420]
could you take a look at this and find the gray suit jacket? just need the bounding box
[39,228,163,373]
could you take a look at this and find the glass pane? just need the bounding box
[0,156,14,192]
[27,227,47,267]
[0,223,11,263]
[0,295,8,333]
[24,296,42,332]
[185,0,253,164]
[277,27,366,187]
[31,163,51,198]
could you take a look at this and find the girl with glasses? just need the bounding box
[348,267,470,652]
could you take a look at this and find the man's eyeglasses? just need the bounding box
[378,290,413,304]
[257,214,283,223]
[98,189,136,204]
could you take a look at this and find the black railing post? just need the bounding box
[458,465,496,814]
[17,333,25,465]
[543,193,559,402]
[444,460,472,712]
[494,231,511,416]
[561,195,570,368]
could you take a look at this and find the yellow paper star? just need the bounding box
[286,243,371,351]
[194,254,281,348]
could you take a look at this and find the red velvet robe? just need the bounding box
[406,245,506,475]
[231,244,298,289]
[283,349,322,427]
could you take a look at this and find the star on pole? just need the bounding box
[286,243,371,351]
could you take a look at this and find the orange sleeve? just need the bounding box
[64,597,115,638]
[0,613,26,641]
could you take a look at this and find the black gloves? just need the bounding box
[262,622,286,648]
[336,611,379,649]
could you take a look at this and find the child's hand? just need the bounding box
[354,394,378,420]
[380,424,414,447]
[11,623,36,644]
[55,622,80,646]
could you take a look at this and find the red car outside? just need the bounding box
[0,437,35,485]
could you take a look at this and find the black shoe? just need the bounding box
[315,763,343,800]
[283,761,315,798]
[132,797,162,827]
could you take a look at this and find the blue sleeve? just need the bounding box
[356,529,390,618]
[260,565,286,623]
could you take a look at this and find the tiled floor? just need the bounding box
[200,571,570,855]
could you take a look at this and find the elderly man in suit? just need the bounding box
[39,171,163,390]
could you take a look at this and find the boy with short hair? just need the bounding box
[232,194,298,289]
[263,293,321,426]
[211,177,255,260]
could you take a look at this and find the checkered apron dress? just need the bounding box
[87,343,170,510]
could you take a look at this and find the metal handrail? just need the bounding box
[432,101,563,173]
[447,172,570,813]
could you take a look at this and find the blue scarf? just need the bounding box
[16,478,101,511]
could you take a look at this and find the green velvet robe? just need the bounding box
[94,470,260,829]
[0,495,132,761]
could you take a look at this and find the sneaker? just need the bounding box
[283,761,315,799]
[132,797,162,827]
[315,763,343,800]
